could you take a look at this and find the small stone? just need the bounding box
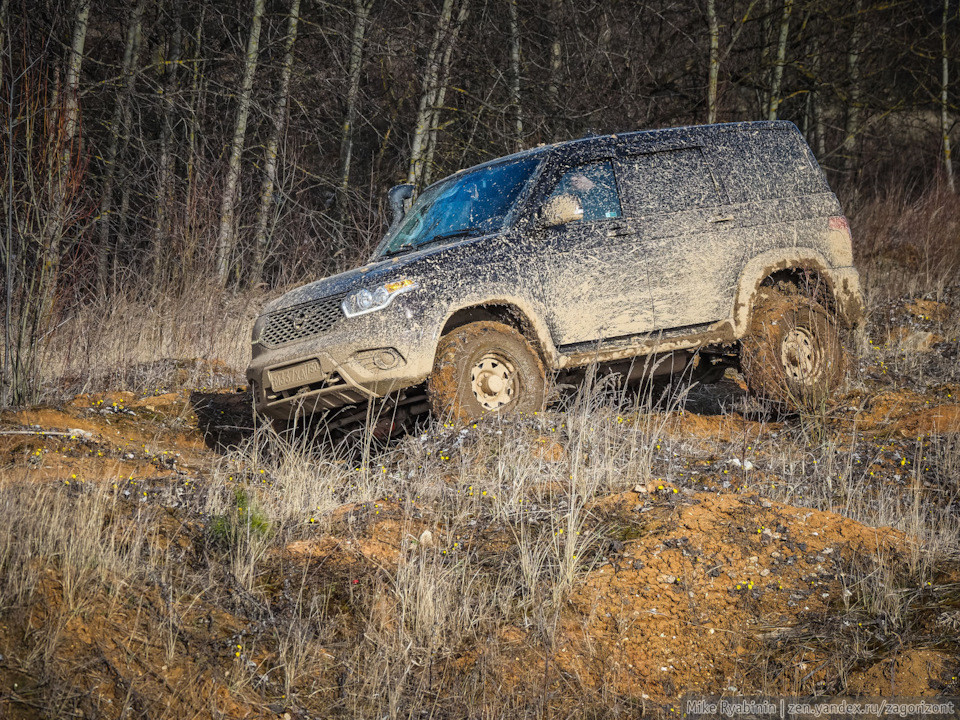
[658,574,677,584]
[418,529,434,548]
[760,568,770,577]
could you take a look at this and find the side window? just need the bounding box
[716,130,828,203]
[546,160,622,222]
[617,148,721,216]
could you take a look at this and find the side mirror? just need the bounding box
[387,183,415,229]
[540,193,583,228]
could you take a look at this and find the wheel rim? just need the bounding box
[470,352,517,410]
[780,327,819,383]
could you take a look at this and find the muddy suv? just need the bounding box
[247,121,863,423]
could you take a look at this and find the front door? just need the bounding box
[535,160,656,347]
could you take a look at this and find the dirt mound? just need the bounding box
[490,491,908,700]
[1,374,958,717]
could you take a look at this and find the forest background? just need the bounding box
[2,0,957,403]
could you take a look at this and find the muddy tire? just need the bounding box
[427,321,546,424]
[741,288,845,408]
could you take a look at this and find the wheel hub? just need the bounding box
[780,328,818,382]
[470,353,516,410]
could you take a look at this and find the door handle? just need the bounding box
[708,214,735,224]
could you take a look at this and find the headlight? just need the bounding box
[342,279,419,317]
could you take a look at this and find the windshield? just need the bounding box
[376,156,541,257]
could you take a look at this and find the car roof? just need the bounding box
[426,120,801,189]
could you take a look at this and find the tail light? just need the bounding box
[828,215,850,234]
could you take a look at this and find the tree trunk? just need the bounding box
[706,0,719,123]
[810,30,826,160]
[153,5,183,286]
[842,0,863,177]
[548,0,562,113]
[39,0,88,318]
[420,0,470,188]
[214,0,265,286]
[96,0,144,292]
[338,0,373,194]
[407,0,469,190]
[767,0,793,121]
[508,0,523,149]
[943,0,955,192]
[252,0,301,284]
[183,5,205,284]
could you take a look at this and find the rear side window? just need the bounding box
[716,129,828,203]
[617,148,721,216]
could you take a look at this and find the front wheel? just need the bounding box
[427,321,547,423]
[740,288,845,409]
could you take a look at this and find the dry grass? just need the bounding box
[1,185,959,715]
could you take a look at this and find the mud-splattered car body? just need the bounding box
[247,120,863,420]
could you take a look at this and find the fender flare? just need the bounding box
[731,250,840,335]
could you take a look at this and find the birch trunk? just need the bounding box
[548,0,562,111]
[252,0,301,283]
[842,0,863,177]
[767,0,792,121]
[407,0,456,189]
[183,8,205,281]
[706,0,719,123]
[338,0,372,193]
[811,32,826,159]
[943,0,955,192]
[420,0,469,188]
[97,0,144,291]
[508,0,522,148]
[214,0,265,286]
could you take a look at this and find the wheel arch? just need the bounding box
[437,299,558,367]
[732,251,859,335]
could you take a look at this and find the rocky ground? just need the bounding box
[0,294,959,719]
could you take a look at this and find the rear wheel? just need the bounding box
[428,321,546,423]
[741,288,845,408]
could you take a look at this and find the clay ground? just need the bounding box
[0,292,959,719]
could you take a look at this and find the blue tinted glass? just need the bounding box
[380,157,540,256]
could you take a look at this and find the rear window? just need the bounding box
[616,148,722,216]
[714,128,828,203]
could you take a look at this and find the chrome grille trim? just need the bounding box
[258,295,344,348]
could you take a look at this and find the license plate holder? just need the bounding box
[268,359,325,392]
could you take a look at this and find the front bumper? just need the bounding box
[246,298,434,419]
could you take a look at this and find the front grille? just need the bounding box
[259,295,344,348]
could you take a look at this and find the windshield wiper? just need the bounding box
[391,227,481,256]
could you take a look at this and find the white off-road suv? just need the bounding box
[247,121,863,423]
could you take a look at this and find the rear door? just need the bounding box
[615,148,743,331]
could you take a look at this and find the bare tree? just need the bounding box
[842,0,864,177]
[508,0,523,148]
[153,2,183,285]
[767,0,793,120]
[96,0,145,290]
[706,0,719,123]
[943,0,955,191]
[214,0,265,286]
[339,0,373,194]
[407,0,470,190]
[252,0,302,283]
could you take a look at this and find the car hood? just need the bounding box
[260,234,499,315]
